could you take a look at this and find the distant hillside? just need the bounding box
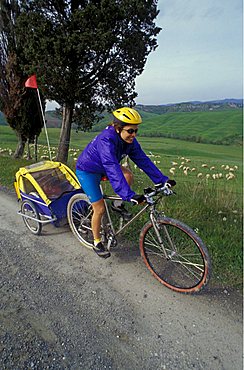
[1,98,242,128]
[93,109,243,146]
[1,99,243,145]
[139,109,243,145]
[137,98,243,115]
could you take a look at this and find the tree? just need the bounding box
[0,0,44,158]
[16,0,161,163]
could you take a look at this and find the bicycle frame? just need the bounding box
[103,194,149,235]
[100,184,169,254]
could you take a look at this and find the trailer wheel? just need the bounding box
[21,200,42,235]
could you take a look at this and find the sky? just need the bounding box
[46,0,243,109]
[135,0,243,105]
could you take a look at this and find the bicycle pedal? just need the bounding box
[106,238,117,250]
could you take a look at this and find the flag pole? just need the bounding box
[25,75,52,161]
[36,88,52,161]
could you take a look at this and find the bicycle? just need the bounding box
[67,180,211,294]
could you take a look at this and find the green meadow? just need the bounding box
[93,109,243,145]
[0,124,242,290]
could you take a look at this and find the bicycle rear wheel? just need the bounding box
[67,193,93,249]
[139,217,211,293]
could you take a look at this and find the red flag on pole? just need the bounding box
[25,75,38,89]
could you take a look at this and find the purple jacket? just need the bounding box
[76,126,168,201]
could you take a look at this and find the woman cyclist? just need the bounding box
[76,107,175,258]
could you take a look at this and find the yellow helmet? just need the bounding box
[112,107,142,125]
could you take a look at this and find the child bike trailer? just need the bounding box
[14,160,83,235]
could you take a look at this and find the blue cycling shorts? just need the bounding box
[76,170,103,203]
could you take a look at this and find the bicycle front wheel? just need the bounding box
[67,193,93,249]
[139,217,211,293]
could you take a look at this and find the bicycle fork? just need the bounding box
[150,213,176,260]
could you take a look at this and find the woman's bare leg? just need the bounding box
[91,198,105,240]
[91,198,110,257]
[121,166,134,186]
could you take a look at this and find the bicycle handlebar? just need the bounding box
[144,183,174,202]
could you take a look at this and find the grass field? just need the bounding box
[0,125,243,289]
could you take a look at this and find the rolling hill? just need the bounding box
[136,98,243,114]
[1,99,242,145]
[92,109,243,145]
[138,109,242,145]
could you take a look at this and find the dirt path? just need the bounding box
[0,190,242,370]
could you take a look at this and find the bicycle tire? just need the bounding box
[139,217,211,293]
[21,200,42,235]
[67,193,93,249]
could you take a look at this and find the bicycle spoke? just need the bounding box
[172,254,204,272]
[144,233,159,249]
[144,230,179,258]
[172,259,203,280]
[144,230,170,254]
[144,246,167,258]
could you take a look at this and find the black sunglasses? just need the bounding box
[122,128,138,134]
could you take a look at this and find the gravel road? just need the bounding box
[0,190,242,370]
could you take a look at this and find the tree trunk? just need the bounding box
[56,103,74,163]
[13,133,26,158]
